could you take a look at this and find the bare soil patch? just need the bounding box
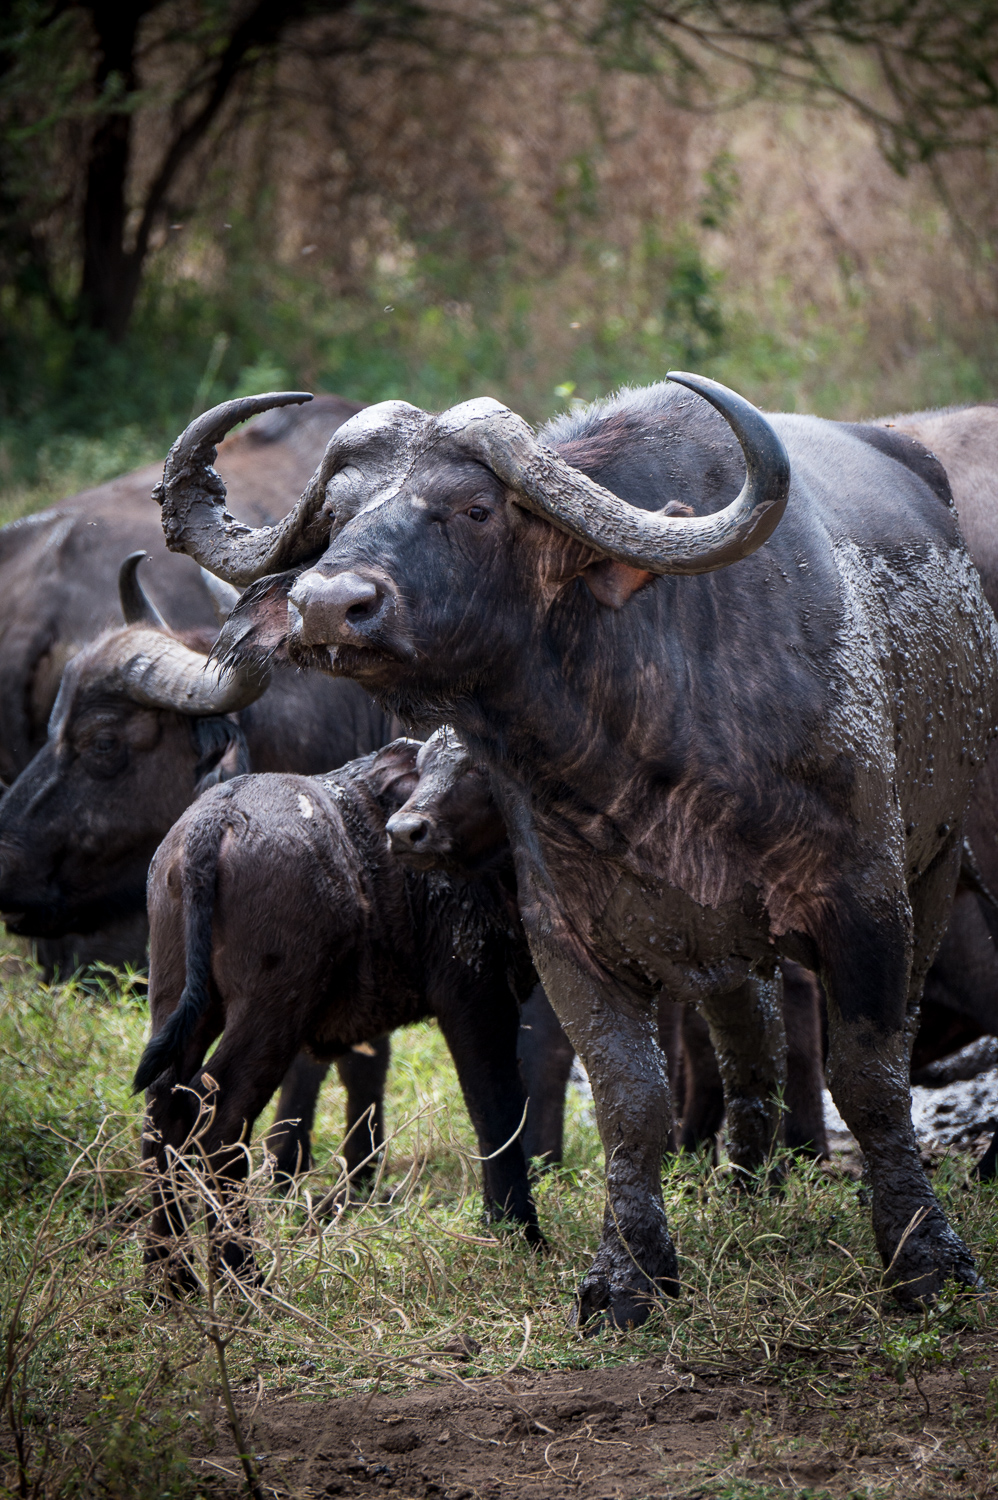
[192,1334,998,1499]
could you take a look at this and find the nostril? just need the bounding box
[345,593,379,624]
[406,819,429,846]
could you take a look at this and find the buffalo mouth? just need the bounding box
[323,640,409,681]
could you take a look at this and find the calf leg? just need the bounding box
[698,971,787,1178]
[181,1031,300,1277]
[265,1038,391,1186]
[335,1035,391,1186]
[434,984,541,1245]
[143,999,223,1275]
[822,849,981,1303]
[518,985,575,1169]
[655,997,683,1151]
[267,1054,332,1179]
[529,936,678,1330]
[147,1025,299,1281]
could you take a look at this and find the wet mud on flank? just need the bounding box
[190,1333,998,1499]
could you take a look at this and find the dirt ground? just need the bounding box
[192,1333,998,1499]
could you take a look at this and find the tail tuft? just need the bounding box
[133,799,228,1092]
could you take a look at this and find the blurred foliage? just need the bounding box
[3,3,998,516]
[574,0,998,169]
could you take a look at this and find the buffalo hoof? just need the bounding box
[574,1234,680,1334]
[886,1214,986,1308]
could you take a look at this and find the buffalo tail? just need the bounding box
[132,804,227,1092]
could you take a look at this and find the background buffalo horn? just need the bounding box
[111,629,271,715]
[200,567,241,624]
[155,391,426,587]
[154,391,321,587]
[439,372,791,576]
[119,551,169,628]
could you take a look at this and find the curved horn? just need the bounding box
[155,392,427,588]
[200,567,241,624]
[119,552,168,629]
[439,373,790,576]
[104,629,270,715]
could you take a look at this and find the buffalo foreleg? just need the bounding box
[822,846,982,1304]
[529,936,679,1330]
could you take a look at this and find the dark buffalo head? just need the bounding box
[0,554,266,938]
[386,727,507,873]
[153,377,790,723]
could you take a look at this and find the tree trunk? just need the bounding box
[78,2,150,341]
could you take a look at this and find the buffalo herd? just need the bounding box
[2,378,998,1330]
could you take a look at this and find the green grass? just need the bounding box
[2,935,998,1497]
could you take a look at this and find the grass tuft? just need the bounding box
[2,940,997,1496]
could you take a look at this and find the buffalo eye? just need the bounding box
[465,505,490,523]
[80,729,127,777]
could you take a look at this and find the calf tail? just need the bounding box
[132,804,228,1093]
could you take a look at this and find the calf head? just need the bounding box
[0,554,266,938]
[386,728,507,873]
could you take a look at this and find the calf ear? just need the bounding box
[580,501,691,608]
[367,737,422,807]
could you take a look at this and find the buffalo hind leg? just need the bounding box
[677,1005,725,1156]
[142,1005,224,1283]
[781,960,829,1159]
[155,1030,298,1284]
[822,851,982,1304]
[698,970,787,1181]
[529,937,678,1331]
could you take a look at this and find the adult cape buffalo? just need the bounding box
[0,394,361,972]
[0,394,360,784]
[154,380,998,1328]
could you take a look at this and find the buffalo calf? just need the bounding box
[136,739,541,1278]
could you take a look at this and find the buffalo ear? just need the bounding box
[582,559,655,608]
[580,501,692,608]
